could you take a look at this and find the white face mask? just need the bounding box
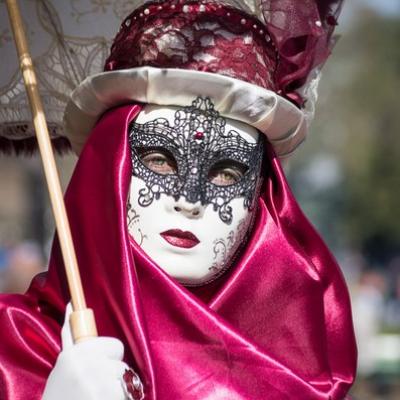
[127,98,263,285]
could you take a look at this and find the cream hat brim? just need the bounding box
[64,67,306,157]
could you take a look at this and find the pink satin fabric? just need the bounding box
[0,104,357,399]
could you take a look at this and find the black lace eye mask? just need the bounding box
[129,97,264,224]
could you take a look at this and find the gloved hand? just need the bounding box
[42,304,143,400]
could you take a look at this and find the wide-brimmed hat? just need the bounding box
[64,0,343,157]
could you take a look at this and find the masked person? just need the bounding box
[0,1,357,400]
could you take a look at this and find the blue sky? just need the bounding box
[349,0,400,17]
[360,0,400,16]
[339,0,400,29]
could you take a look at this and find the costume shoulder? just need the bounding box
[0,275,62,400]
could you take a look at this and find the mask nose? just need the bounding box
[173,197,204,219]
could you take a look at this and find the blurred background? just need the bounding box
[0,0,399,398]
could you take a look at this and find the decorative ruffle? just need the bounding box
[259,0,343,105]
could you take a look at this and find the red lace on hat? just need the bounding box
[105,0,343,108]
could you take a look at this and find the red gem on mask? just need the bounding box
[194,131,204,140]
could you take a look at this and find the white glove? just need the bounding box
[42,304,132,400]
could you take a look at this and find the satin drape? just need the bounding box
[0,104,356,399]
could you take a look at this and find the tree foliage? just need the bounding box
[288,11,400,264]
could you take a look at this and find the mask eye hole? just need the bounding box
[208,160,248,186]
[137,147,178,175]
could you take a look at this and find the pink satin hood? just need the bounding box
[0,104,357,399]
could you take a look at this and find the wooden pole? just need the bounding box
[5,0,97,342]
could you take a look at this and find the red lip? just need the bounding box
[160,229,200,249]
